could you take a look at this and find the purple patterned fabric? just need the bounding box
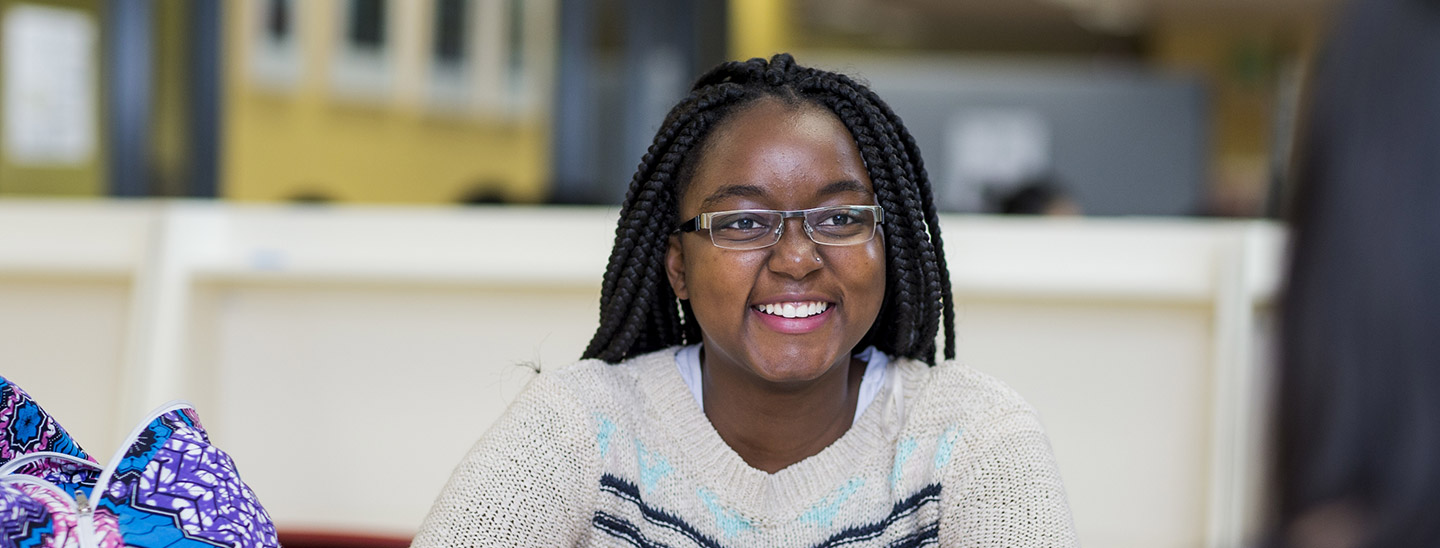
[129,414,278,547]
[0,375,278,548]
[0,482,83,548]
[0,483,54,547]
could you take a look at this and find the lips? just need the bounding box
[753,301,830,318]
[750,297,835,335]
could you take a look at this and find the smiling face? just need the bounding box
[665,98,886,386]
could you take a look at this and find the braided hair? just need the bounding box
[582,53,955,366]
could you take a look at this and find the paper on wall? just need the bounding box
[942,108,1052,213]
[2,5,97,166]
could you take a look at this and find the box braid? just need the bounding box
[582,53,955,366]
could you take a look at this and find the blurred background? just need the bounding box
[0,0,1337,547]
[0,0,1335,215]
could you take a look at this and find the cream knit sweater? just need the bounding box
[414,348,1077,547]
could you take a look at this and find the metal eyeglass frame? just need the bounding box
[674,205,885,250]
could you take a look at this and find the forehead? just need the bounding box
[681,99,873,213]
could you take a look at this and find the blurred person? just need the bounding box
[1268,0,1440,546]
[414,54,1076,546]
[457,180,510,205]
[984,178,1082,216]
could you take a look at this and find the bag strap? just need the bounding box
[0,451,102,476]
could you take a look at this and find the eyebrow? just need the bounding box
[698,184,767,210]
[697,180,873,210]
[819,179,873,197]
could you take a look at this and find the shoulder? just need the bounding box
[894,358,1039,434]
[417,357,657,546]
[536,346,678,389]
[522,348,680,416]
[912,361,1076,545]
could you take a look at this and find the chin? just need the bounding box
[747,350,845,384]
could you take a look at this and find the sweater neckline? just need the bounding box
[672,343,892,429]
[634,348,925,517]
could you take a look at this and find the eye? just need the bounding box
[725,218,758,230]
[816,211,862,226]
[714,212,771,232]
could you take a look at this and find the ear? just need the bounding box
[665,234,689,300]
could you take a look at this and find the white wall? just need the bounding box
[0,200,1282,546]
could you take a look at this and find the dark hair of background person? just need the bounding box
[996,182,1062,215]
[1269,0,1440,546]
[984,177,1077,215]
[581,53,956,366]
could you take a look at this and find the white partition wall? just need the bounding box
[0,200,1282,545]
[191,282,599,533]
[0,202,154,458]
[941,218,1281,548]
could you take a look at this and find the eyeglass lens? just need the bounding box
[708,206,879,250]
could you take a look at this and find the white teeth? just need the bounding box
[756,301,830,318]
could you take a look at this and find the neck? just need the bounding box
[702,351,867,474]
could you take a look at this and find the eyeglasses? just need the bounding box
[676,205,884,250]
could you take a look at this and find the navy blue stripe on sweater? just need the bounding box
[594,510,677,548]
[594,474,942,548]
[597,474,726,548]
[884,521,940,548]
[806,483,943,548]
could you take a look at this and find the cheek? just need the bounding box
[855,240,885,280]
[852,243,887,311]
[684,248,764,307]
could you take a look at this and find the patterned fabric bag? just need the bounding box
[0,376,279,547]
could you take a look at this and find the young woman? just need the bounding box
[415,54,1075,547]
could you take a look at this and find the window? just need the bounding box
[425,0,556,116]
[264,0,291,42]
[250,0,302,89]
[346,0,386,49]
[434,0,468,68]
[331,0,392,99]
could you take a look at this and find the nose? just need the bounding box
[765,217,823,279]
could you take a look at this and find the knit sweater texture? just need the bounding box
[414,348,1078,547]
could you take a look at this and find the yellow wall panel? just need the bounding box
[221,0,550,205]
[729,0,792,61]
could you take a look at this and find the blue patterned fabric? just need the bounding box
[0,378,90,466]
[0,376,278,548]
